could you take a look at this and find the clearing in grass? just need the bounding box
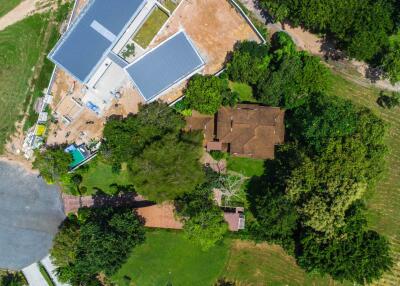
[134,7,169,48]
[229,81,256,102]
[112,229,229,286]
[226,156,265,177]
[77,159,132,195]
[224,240,346,285]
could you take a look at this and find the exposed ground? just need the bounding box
[0,0,23,18]
[48,0,260,142]
[153,0,260,74]
[0,0,55,31]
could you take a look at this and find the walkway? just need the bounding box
[22,263,48,286]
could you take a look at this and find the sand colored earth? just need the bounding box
[153,0,260,74]
[0,0,55,31]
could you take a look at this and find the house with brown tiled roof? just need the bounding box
[186,104,285,159]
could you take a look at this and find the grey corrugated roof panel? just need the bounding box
[125,31,205,102]
[108,51,129,68]
[48,0,147,83]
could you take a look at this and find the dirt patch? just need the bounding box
[153,0,260,74]
[137,203,183,229]
[0,0,55,32]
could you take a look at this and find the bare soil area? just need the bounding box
[153,0,260,74]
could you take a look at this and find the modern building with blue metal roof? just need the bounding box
[48,0,147,83]
[125,31,205,102]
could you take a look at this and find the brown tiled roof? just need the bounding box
[216,104,285,159]
[185,110,214,143]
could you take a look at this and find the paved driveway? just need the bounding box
[0,162,65,270]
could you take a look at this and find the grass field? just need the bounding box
[112,229,229,286]
[326,72,400,285]
[226,156,265,177]
[79,159,132,194]
[224,240,343,286]
[0,0,23,18]
[134,7,168,48]
[229,81,257,102]
[0,13,50,152]
[163,0,179,12]
[112,229,344,286]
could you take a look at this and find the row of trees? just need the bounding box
[259,0,400,83]
[51,206,145,286]
[179,34,330,116]
[225,36,393,284]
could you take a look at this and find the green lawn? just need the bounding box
[0,13,50,152]
[0,3,71,152]
[112,230,344,286]
[163,0,179,12]
[224,240,346,286]
[134,7,168,48]
[79,159,132,194]
[326,71,400,284]
[112,229,230,286]
[229,81,257,102]
[0,0,23,18]
[226,156,265,177]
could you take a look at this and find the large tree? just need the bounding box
[130,132,205,202]
[33,145,72,183]
[100,101,185,166]
[226,40,271,85]
[382,32,400,84]
[298,204,393,284]
[175,185,228,250]
[184,74,231,115]
[52,207,145,286]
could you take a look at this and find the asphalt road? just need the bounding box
[0,162,65,270]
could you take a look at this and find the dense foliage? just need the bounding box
[259,0,400,82]
[175,184,228,250]
[183,75,234,114]
[33,145,72,183]
[226,37,330,110]
[130,132,205,202]
[100,102,185,167]
[100,102,205,201]
[0,272,25,286]
[52,207,145,286]
[226,38,393,283]
[298,204,393,284]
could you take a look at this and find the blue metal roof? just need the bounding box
[125,31,205,102]
[49,0,146,83]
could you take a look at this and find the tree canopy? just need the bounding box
[183,75,232,115]
[52,207,145,286]
[100,101,185,166]
[260,0,396,62]
[33,145,72,183]
[130,132,205,202]
[175,184,228,250]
